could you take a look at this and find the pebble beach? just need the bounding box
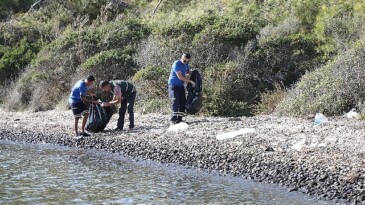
[0,109,364,204]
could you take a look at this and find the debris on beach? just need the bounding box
[344,108,361,119]
[314,113,328,125]
[167,122,189,132]
[216,128,255,140]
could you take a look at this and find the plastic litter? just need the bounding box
[344,108,360,119]
[292,138,306,151]
[216,128,255,140]
[167,122,189,132]
[314,113,328,125]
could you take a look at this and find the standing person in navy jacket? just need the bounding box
[168,53,196,124]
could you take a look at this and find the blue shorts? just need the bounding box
[70,102,88,119]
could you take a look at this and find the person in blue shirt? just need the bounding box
[168,53,196,124]
[69,75,98,137]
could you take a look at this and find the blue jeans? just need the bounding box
[117,91,136,130]
[168,85,186,122]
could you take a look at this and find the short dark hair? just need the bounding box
[182,53,191,59]
[86,75,95,81]
[99,80,110,88]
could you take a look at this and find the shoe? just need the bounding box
[74,135,83,140]
[126,127,135,132]
[113,128,123,131]
[79,132,90,137]
[170,121,177,125]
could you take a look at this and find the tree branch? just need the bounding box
[153,0,163,14]
[28,0,47,13]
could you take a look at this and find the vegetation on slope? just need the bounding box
[1,0,365,117]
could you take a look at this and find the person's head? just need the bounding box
[180,53,191,64]
[85,75,95,86]
[99,80,112,91]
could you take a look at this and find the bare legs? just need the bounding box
[73,113,88,136]
[81,113,88,133]
[73,118,79,136]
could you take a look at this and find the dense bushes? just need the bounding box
[203,62,252,116]
[2,0,365,117]
[132,66,171,114]
[80,47,136,80]
[0,39,42,80]
[275,38,365,116]
[0,0,36,20]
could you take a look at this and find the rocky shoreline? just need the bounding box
[0,109,364,204]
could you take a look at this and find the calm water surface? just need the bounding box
[0,140,329,204]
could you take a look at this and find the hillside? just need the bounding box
[1,0,365,117]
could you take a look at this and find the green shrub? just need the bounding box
[136,34,191,69]
[0,45,7,58]
[190,15,260,70]
[254,82,287,115]
[314,3,365,56]
[0,0,36,20]
[3,0,365,117]
[0,20,42,46]
[151,18,202,37]
[80,47,136,80]
[203,62,253,116]
[275,37,365,116]
[198,16,259,46]
[250,33,323,86]
[155,0,193,13]
[75,28,102,61]
[100,19,150,50]
[0,38,42,80]
[141,14,260,72]
[65,0,107,20]
[292,0,323,28]
[132,66,170,113]
[34,30,78,56]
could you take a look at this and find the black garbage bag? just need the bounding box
[186,70,203,115]
[86,103,113,133]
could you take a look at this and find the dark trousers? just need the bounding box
[168,85,186,122]
[117,91,136,130]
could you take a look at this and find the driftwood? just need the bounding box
[28,0,48,13]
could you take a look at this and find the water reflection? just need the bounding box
[0,140,328,204]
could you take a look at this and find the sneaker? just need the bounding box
[79,132,90,137]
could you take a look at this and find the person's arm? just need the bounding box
[80,86,98,103]
[103,95,122,107]
[176,71,195,86]
[102,86,123,107]
[110,95,122,105]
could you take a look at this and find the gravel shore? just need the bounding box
[0,109,364,204]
